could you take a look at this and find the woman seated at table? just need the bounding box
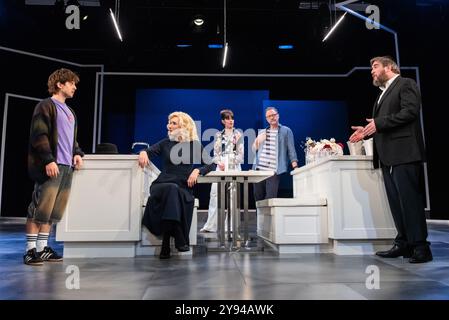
[138,111,215,259]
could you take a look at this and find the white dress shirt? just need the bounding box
[378,74,400,104]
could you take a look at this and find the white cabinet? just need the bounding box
[291,156,396,255]
[56,155,147,257]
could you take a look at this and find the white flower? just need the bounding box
[304,136,343,158]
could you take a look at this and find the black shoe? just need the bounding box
[409,246,433,263]
[376,245,412,258]
[176,245,190,252]
[23,248,44,266]
[159,247,171,259]
[38,246,63,262]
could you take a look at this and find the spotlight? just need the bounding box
[194,18,204,26]
[192,14,205,28]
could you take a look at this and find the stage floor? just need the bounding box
[1,216,448,300]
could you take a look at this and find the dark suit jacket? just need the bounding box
[371,76,426,168]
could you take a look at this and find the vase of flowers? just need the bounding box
[303,137,344,164]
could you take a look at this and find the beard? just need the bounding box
[372,70,389,87]
[168,128,190,142]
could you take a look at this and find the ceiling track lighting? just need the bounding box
[222,0,229,68]
[322,12,347,42]
[109,8,123,42]
[222,42,228,68]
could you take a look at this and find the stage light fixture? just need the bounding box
[322,12,347,42]
[194,18,204,26]
[109,8,123,41]
[221,0,229,68]
[222,42,228,68]
[278,45,294,49]
[208,44,223,49]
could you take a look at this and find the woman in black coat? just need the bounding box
[139,111,215,259]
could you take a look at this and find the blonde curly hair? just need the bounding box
[168,111,199,142]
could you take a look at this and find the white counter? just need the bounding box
[56,154,201,258]
[291,155,396,254]
[56,155,149,257]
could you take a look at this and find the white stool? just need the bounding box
[256,197,330,254]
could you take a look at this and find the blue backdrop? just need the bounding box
[135,88,269,169]
[134,89,348,170]
[262,99,349,165]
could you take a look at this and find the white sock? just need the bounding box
[36,232,49,252]
[26,234,37,252]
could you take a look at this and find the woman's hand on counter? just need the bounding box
[138,151,149,168]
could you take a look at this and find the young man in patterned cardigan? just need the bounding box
[24,68,84,266]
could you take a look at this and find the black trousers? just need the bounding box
[381,162,429,248]
[253,174,281,201]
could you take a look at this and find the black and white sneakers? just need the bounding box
[38,246,63,262]
[23,248,44,266]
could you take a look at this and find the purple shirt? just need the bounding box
[51,98,75,166]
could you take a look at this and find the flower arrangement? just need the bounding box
[304,137,344,164]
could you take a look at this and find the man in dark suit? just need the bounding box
[349,56,432,263]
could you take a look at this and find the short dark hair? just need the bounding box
[220,109,234,121]
[265,106,278,114]
[370,56,400,74]
[47,68,80,95]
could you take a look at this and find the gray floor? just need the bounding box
[1,215,449,300]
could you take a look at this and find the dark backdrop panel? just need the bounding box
[1,98,36,217]
[0,49,98,217]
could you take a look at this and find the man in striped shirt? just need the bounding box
[253,107,298,201]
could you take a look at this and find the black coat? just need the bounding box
[372,76,426,168]
[142,138,215,241]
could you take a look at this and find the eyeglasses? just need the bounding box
[266,113,278,119]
